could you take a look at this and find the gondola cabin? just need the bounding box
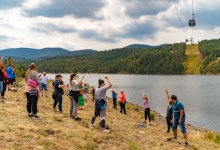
[189,19,196,27]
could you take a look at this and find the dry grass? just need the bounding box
[0,80,220,150]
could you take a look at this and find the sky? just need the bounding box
[0,0,220,51]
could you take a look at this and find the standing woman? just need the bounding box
[119,90,126,114]
[52,74,66,114]
[68,73,84,120]
[91,76,112,133]
[140,91,151,125]
[24,63,41,119]
[1,65,8,100]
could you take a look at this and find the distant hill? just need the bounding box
[124,44,166,49]
[0,48,96,60]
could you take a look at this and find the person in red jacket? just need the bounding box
[119,90,126,114]
[1,65,8,100]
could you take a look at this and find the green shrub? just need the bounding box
[150,111,155,121]
[134,106,139,112]
[214,134,220,144]
[204,132,215,140]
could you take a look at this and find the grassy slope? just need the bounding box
[183,44,203,74]
[0,80,220,150]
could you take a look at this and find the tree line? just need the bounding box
[20,43,187,74]
[198,39,220,74]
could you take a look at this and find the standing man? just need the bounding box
[165,90,188,146]
[6,64,13,90]
[40,72,49,97]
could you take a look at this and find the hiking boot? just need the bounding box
[167,137,177,141]
[102,129,110,133]
[32,115,40,119]
[184,141,188,146]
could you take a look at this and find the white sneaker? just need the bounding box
[90,124,96,127]
[102,129,110,133]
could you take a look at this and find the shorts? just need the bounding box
[172,117,186,133]
[0,81,3,93]
[8,78,13,85]
[40,83,48,90]
[83,93,87,100]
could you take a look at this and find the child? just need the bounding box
[111,89,117,109]
[165,90,173,133]
[140,91,151,125]
[83,83,88,105]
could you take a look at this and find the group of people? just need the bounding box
[0,56,17,102]
[23,62,188,146]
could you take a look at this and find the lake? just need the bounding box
[47,74,220,132]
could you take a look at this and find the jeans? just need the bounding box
[172,117,186,133]
[113,98,117,108]
[120,101,126,114]
[53,96,63,112]
[26,93,38,115]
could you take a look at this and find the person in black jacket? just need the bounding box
[90,76,112,133]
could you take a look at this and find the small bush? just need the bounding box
[134,106,139,112]
[204,132,215,140]
[128,141,140,150]
[126,103,131,110]
[150,111,155,121]
[214,134,220,144]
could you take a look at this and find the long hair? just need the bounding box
[25,63,37,82]
[98,79,104,88]
[69,73,76,84]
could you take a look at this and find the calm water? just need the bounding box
[47,74,220,132]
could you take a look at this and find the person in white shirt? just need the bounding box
[40,72,48,97]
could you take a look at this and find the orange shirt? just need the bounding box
[120,93,126,102]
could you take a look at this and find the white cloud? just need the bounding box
[0,0,220,51]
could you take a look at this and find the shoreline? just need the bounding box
[105,96,212,134]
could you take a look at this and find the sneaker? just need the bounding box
[60,111,65,114]
[70,115,74,118]
[90,124,96,127]
[28,114,33,117]
[167,137,177,141]
[166,131,170,134]
[32,115,40,119]
[102,129,110,133]
[184,141,188,146]
[74,117,82,121]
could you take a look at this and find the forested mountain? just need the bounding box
[198,39,220,74]
[0,48,96,60]
[124,44,166,49]
[20,43,187,74]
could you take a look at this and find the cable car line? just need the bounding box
[172,0,187,39]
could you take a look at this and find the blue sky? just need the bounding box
[0,0,219,51]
